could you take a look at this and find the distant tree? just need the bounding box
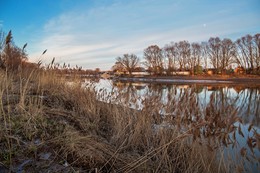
[201,41,208,71]
[235,34,260,73]
[219,38,236,73]
[111,62,125,72]
[110,33,260,76]
[143,45,164,75]
[177,41,190,71]
[206,37,222,73]
[163,43,178,75]
[95,68,100,73]
[253,33,260,70]
[116,54,139,76]
[189,43,202,75]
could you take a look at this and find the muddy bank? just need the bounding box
[114,75,260,85]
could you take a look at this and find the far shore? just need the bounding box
[112,75,260,85]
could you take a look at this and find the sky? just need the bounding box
[0,0,260,70]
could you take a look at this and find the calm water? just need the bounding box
[84,79,260,171]
[86,79,259,125]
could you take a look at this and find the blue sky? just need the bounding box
[1,0,259,70]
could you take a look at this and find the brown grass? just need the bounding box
[0,68,252,172]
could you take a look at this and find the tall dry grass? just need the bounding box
[0,68,238,172]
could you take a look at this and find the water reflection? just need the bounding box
[109,81,260,128]
[84,79,260,170]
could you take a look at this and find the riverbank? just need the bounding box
[0,70,257,172]
[114,75,260,85]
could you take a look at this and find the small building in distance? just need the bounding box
[132,67,150,77]
[205,68,219,75]
[170,70,190,76]
[234,66,245,74]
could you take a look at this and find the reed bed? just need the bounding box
[0,68,257,173]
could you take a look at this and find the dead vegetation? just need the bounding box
[0,68,238,173]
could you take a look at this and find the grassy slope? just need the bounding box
[0,69,232,173]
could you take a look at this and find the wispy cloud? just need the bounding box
[28,0,260,70]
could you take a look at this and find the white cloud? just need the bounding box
[28,0,260,70]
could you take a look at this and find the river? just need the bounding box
[84,78,259,172]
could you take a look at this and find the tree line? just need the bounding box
[1,29,259,76]
[113,33,260,75]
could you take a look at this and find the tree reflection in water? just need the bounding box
[85,79,260,171]
[110,81,259,127]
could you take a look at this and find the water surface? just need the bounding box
[84,79,260,172]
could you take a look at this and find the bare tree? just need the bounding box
[163,42,178,75]
[235,34,256,73]
[177,41,190,71]
[116,53,139,76]
[235,41,247,69]
[253,33,260,71]
[206,37,222,73]
[189,43,202,75]
[143,45,164,75]
[201,41,208,72]
[95,68,100,74]
[112,62,125,72]
[219,38,236,73]
[110,33,260,76]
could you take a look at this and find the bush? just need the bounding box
[194,65,203,75]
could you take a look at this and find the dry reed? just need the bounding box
[0,67,257,172]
